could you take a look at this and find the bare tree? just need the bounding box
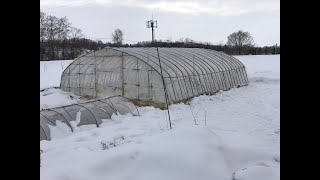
[184,37,194,44]
[40,11,47,40]
[227,30,254,55]
[46,15,60,59]
[112,29,123,47]
[56,17,70,40]
[56,17,71,59]
[69,27,83,39]
[40,11,47,60]
[166,37,172,43]
[69,27,84,59]
[178,37,184,43]
[40,11,107,60]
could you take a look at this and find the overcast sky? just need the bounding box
[40,0,280,46]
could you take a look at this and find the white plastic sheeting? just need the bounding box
[60,47,249,104]
[40,96,139,141]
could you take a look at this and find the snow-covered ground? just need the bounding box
[40,55,280,180]
[40,88,81,110]
[40,60,73,90]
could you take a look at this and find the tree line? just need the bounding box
[109,29,279,55]
[124,40,280,55]
[40,11,279,61]
[107,29,280,55]
[40,11,105,60]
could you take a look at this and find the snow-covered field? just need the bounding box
[40,60,73,90]
[40,55,280,180]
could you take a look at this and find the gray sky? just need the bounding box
[40,0,280,46]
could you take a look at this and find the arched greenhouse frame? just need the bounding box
[60,47,249,108]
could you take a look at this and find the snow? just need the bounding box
[233,164,280,180]
[40,55,280,180]
[48,120,73,139]
[40,60,73,90]
[40,88,81,110]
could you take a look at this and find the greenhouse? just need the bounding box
[40,96,139,141]
[60,47,249,108]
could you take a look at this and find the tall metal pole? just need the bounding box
[152,23,154,42]
[147,16,157,43]
[151,14,155,42]
[156,47,172,129]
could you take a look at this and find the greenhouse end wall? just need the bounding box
[61,48,167,106]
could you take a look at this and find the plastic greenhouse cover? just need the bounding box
[40,96,139,141]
